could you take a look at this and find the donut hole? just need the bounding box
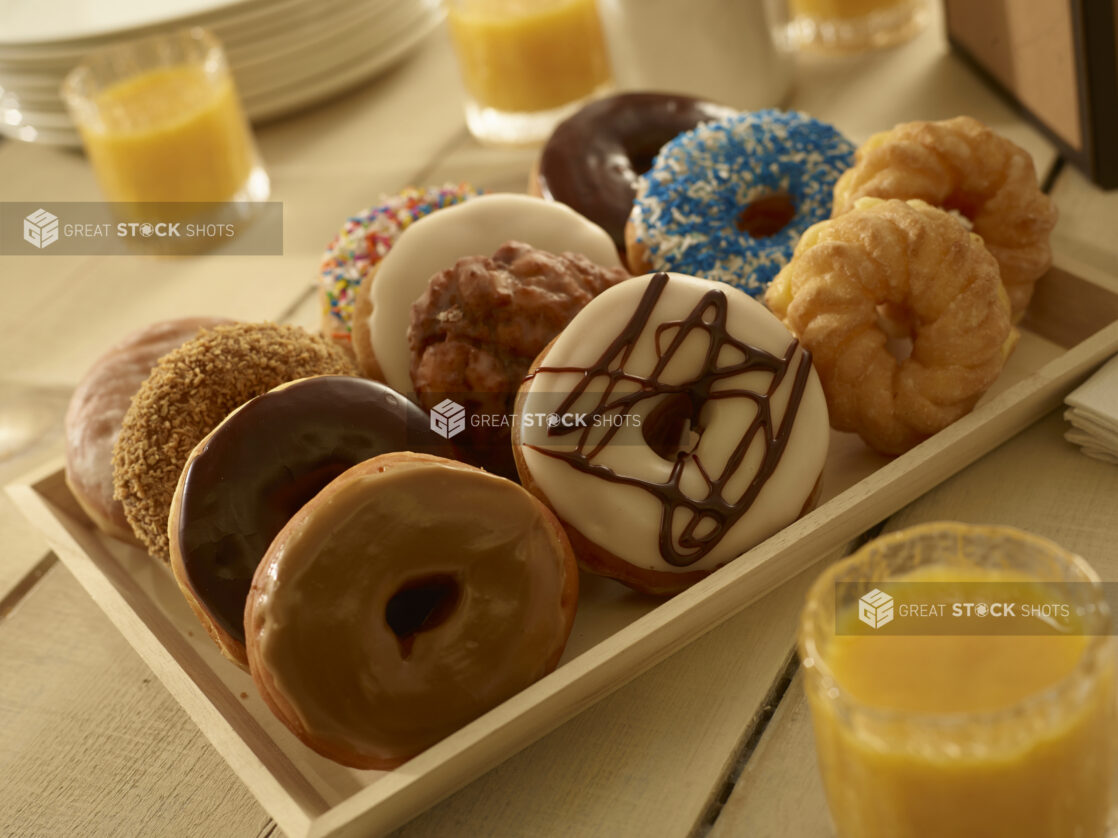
[736,192,796,238]
[385,574,461,658]
[643,391,703,461]
[940,190,985,224]
[875,303,915,362]
[628,143,661,178]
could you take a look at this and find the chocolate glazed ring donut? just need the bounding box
[533,92,736,256]
[168,375,453,668]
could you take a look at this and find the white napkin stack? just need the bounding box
[1065,354,1118,464]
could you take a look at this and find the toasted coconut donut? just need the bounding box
[831,116,1057,320]
[765,198,1017,455]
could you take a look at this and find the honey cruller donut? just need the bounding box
[513,271,829,595]
[831,116,1057,320]
[245,452,578,769]
[765,198,1018,455]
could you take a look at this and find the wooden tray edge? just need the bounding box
[9,279,1118,838]
[4,478,321,838]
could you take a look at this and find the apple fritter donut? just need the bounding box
[765,198,1017,455]
[831,116,1057,320]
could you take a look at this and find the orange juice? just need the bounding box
[805,562,1115,838]
[78,64,255,204]
[791,0,907,20]
[447,0,611,113]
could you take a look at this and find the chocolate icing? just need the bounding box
[537,92,736,252]
[529,272,812,567]
[175,376,451,646]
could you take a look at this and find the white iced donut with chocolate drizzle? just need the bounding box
[512,271,829,595]
[352,193,623,394]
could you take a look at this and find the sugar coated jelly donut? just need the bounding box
[626,110,855,297]
[513,272,829,595]
[245,453,578,769]
[532,92,735,255]
[169,376,453,668]
[64,316,232,544]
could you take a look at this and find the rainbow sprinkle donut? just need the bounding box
[317,183,479,340]
[625,110,854,297]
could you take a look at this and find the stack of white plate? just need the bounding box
[0,0,442,146]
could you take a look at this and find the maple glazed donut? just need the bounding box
[351,193,623,393]
[169,376,453,668]
[765,198,1017,455]
[513,271,829,595]
[626,110,855,298]
[831,116,1057,320]
[245,452,578,769]
[532,91,736,255]
[64,316,231,543]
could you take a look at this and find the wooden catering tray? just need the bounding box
[8,254,1118,838]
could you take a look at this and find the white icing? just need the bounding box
[518,272,829,574]
[366,193,622,395]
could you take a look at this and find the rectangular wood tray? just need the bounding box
[9,254,1118,838]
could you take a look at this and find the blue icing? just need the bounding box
[636,109,855,297]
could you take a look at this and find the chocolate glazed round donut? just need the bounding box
[534,92,736,255]
[169,375,454,668]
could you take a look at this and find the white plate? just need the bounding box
[231,1,426,95]
[243,4,440,123]
[0,0,258,47]
[0,2,440,146]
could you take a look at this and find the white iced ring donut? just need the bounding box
[512,271,829,595]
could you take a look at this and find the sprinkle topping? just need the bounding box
[317,184,479,335]
[632,110,854,296]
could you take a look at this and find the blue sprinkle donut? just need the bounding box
[625,110,855,297]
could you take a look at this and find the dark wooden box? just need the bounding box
[945,0,1118,188]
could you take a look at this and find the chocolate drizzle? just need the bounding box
[528,272,813,567]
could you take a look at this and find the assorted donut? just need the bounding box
[531,91,736,259]
[62,100,1056,768]
[626,110,856,297]
[514,271,829,594]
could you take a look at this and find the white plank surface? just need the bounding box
[708,409,1118,836]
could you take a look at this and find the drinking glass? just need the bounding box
[445,0,613,146]
[768,0,929,53]
[800,522,1116,838]
[62,27,268,225]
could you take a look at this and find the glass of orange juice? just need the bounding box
[800,522,1116,838]
[767,0,928,52]
[62,27,268,231]
[445,0,613,146]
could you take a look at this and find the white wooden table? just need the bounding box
[2,7,1118,836]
